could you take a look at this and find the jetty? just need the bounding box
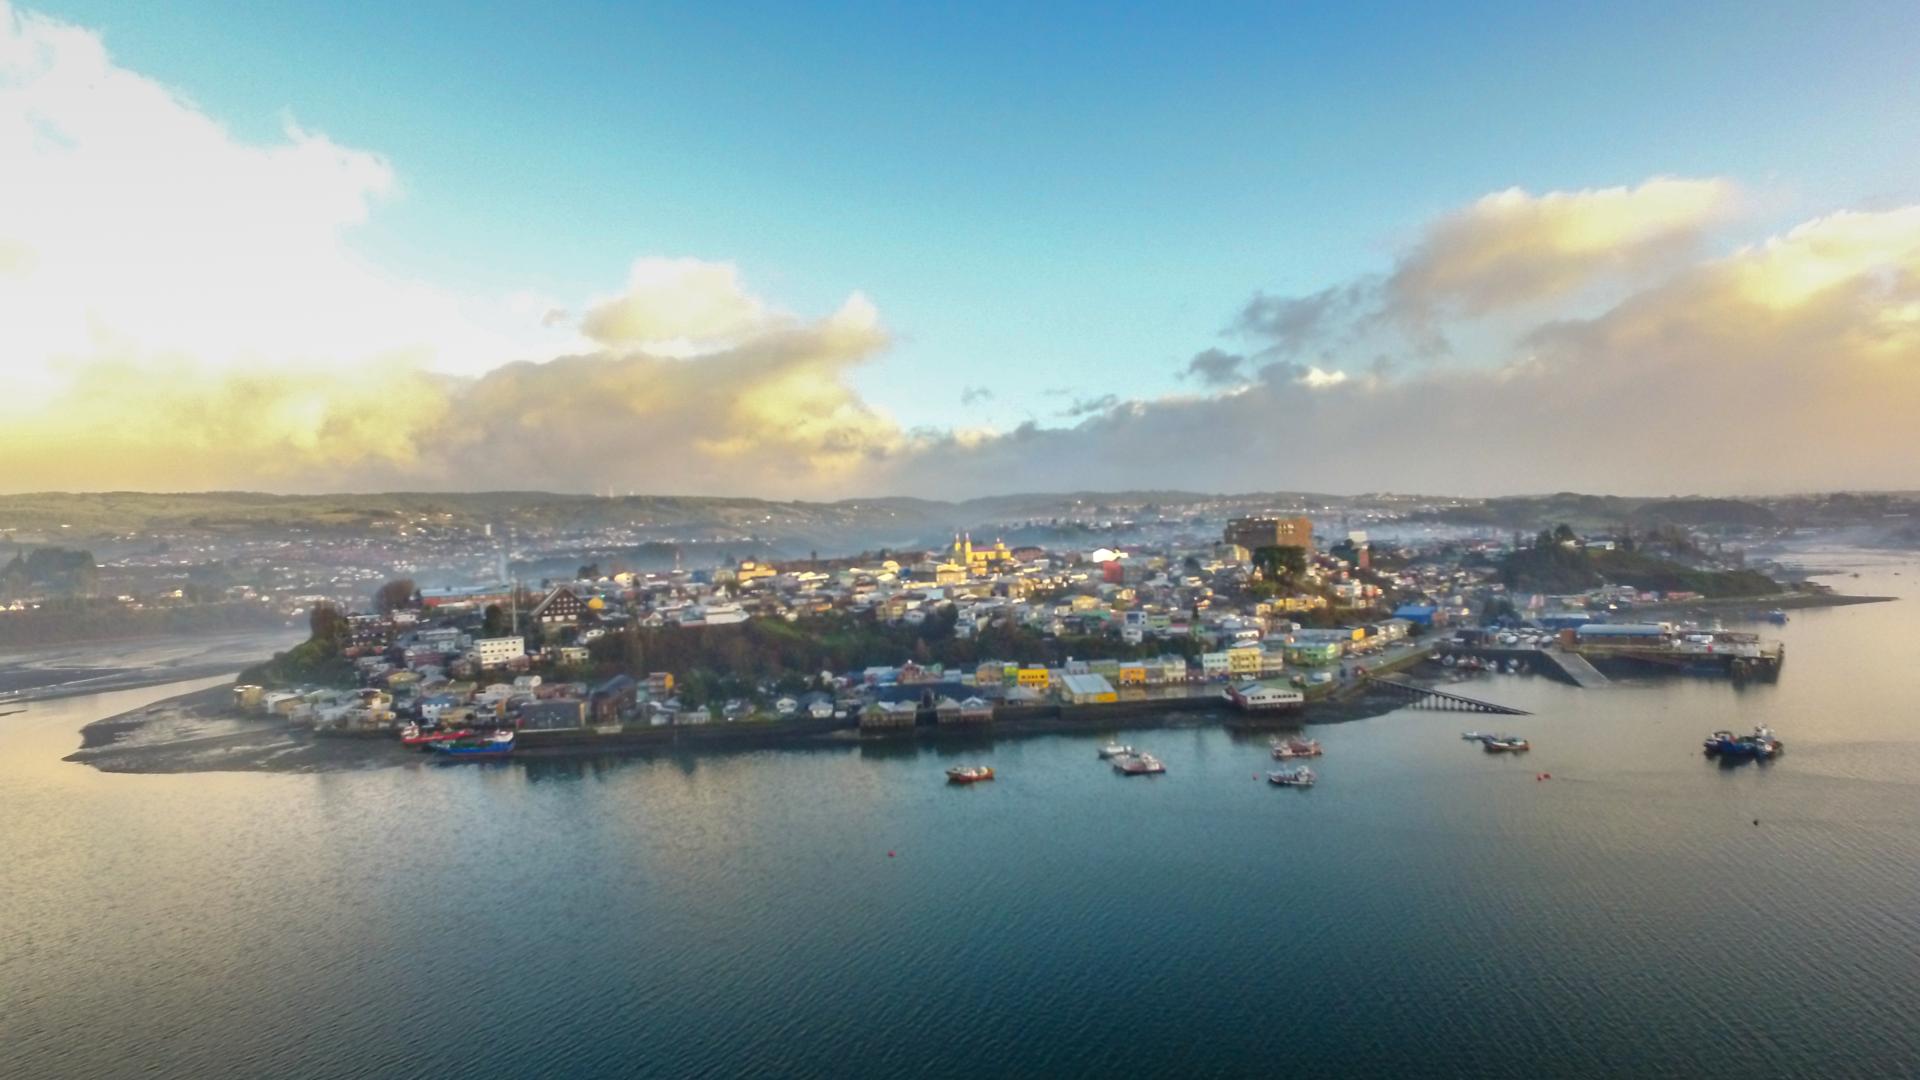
[1362,675,1531,715]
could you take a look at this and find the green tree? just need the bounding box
[373,577,418,615]
[1252,545,1308,583]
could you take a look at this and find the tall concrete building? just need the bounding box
[1224,515,1315,553]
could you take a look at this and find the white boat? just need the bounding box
[1114,753,1165,775]
[1268,766,1316,787]
[1461,731,1488,741]
[1098,742,1134,759]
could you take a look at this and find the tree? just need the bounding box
[308,602,348,647]
[373,578,418,615]
[578,563,600,581]
[1252,545,1308,583]
[481,603,508,638]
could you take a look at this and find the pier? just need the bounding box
[1361,676,1531,715]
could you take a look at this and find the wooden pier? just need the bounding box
[1362,676,1531,715]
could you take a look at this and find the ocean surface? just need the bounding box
[4,551,1919,1078]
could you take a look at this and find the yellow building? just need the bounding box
[1227,648,1265,677]
[934,562,967,586]
[1117,664,1147,686]
[1015,667,1052,690]
[952,533,1015,574]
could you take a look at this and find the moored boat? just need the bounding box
[946,765,995,783]
[1097,743,1134,759]
[1267,766,1316,787]
[1461,730,1488,741]
[401,723,470,747]
[1113,753,1165,775]
[1481,735,1530,752]
[432,729,515,758]
[1270,737,1323,760]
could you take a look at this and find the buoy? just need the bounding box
[888,850,896,857]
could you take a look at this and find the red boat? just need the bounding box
[400,723,471,747]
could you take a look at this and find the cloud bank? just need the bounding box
[2,2,1917,499]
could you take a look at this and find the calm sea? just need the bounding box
[4,551,1919,1078]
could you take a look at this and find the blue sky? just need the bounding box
[33,0,1920,429]
[8,1,1920,496]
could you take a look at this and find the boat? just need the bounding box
[1270,737,1323,760]
[1765,609,1789,625]
[1113,753,1166,775]
[1097,743,1134,759]
[1481,735,1530,752]
[1703,725,1783,758]
[1267,766,1316,787]
[1461,730,1488,741]
[432,730,515,758]
[401,723,470,747]
[946,765,995,784]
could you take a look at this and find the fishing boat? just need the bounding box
[400,723,470,747]
[1270,737,1323,760]
[1267,766,1316,787]
[1703,725,1782,758]
[1113,753,1166,775]
[432,730,515,759]
[1097,742,1134,759]
[945,765,995,784]
[1481,735,1530,752]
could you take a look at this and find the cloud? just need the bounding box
[1387,177,1738,317]
[0,4,909,497]
[893,201,1920,497]
[1232,178,1739,364]
[959,386,994,405]
[1059,393,1118,418]
[1181,348,1248,385]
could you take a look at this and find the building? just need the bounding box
[1059,672,1118,704]
[952,533,1015,574]
[1225,516,1315,554]
[1014,667,1052,690]
[469,636,526,668]
[530,586,588,626]
[519,698,586,731]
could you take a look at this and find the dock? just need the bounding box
[1361,675,1531,715]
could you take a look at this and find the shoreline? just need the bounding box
[65,680,1425,775]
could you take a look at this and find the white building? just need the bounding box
[470,636,526,668]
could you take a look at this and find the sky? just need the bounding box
[3,0,1919,498]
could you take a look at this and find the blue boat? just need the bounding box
[1765,610,1789,625]
[432,730,516,759]
[1703,725,1781,759]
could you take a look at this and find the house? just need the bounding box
[958,696,994,723]
[859,700,918,730]
[530,586,588,626]
[589,674,638,725]
[645,672,675,696]
[519,699,586,731]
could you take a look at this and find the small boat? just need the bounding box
[432,730,515,758]
[946,765,995,784]
[1097,743,1134,759]
[1704,725,1782,758]
[1270,737,1323,760]
[1482,735,1530,752]
[1461,730,1488,741]
[1765,609,1789,625]
[1267,766,1316,787]
[1114,753,1165,775]
[402,723,470,747]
